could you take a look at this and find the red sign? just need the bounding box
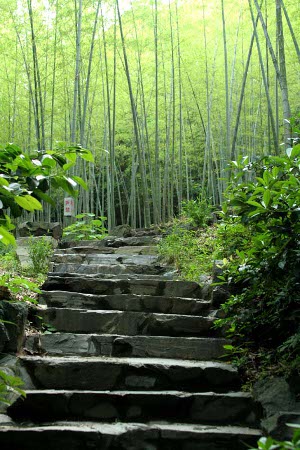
[64,197,75,216]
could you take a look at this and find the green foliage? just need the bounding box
[215,148,300,378]
[0,246,20,273]
[0,273,41,304]
[159,223,219,281]
[215,219,252,259]
[63,213,107,241]
[181,197,213,227]
[0,143,93,246]
[28,237,53,275]
[250,426,300,450]
[0,370,25,405]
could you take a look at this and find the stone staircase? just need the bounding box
[1,231,261,449]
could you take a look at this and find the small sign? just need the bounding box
[64,197,75,216]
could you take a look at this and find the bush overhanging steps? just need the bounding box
[1,230,261,449]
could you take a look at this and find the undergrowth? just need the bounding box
[159,143,300,385]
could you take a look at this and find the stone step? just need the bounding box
[0,422,261,450]
[39,291,210,315]
[19,356,240,392]
[8,390,260,426]
[39,308,215,337]
[50,263,171,276]
[25,333,229,360]
[53,252,159,265]
[50,267,173,279]
[42,275,202,298]
[60,235,162,249]
[51,246,157,263]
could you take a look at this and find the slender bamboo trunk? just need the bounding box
[249,0,279,153]
[116,0,151,227]
[71,0,82,143]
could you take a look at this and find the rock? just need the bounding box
[0,414,14,425]
[39,291,211,316]
[0,322,9,353]
[25,333,228,361]
[0,286,12,301]
[253,377,300,439]
[212,260,225,283]
[211,285,231,307]
[262,411,300,440]
[8,390,258,426]
[253,377,297,417]
[109,225,132,237]
[0,301,28,353]
[0,422,261,450]
[162,270,178,280]
[18,222,62,240]
[39,308,215,337]
[0,355,22,413]
[19,356,240,392]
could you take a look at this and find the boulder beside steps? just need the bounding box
[1,231,261,449]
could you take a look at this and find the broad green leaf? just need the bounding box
[65,176,77,188]
[41,155,56,168]
[65,152,77,162]
[291,144,300,159]
[0,226,16,246]
[0,177,9,187]
[247,200,265,209]
[79,149,94,163]
[223,344,235,351]
[63,162,75,171]
[34,189,56,206]
[72,176,88,190]
[256,176,267,186]
[286,147,293,158]
[15,195,43,211]
[51,176,77,196]
[262,190,271,208]
[263,170,272,185]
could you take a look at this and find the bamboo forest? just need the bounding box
[0,0,299,228]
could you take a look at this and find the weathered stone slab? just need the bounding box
[19,356,240,392]
[0,301,28,353]
[50,266,168,279]
[54,248,116,256]
[39,308,215,337]
[53,253,159,265]
[25,333,229,360]
[60,236,161,249]
[113,246,158,255]
[42,276,202,298]
[18,222,62,240]
[8,390,259,426]
[39,291,210,315]
[105,236,161,247]
[51,263,169,276]
[0,422,261,450]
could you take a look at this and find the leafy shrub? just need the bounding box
[250,426,300,450]
[0,143,93,246]
[28,237,53,275]
[63,213,107,241]
[0,247,20,274]
[0,370,25,406]
[215,219,252,259]
[159,223,219,281]
[215,146,300,378]
[0,274,41,304]
[181,196,213,227]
